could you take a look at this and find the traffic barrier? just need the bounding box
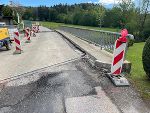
[37,25,39,32]
[31,30,36,37]
[31,26,36,37]
[108,29,130,86]
[35,25,39,33]
[32,26,35,32]
[111,37,127,74]
[25,27,31,43]
[13,31,22,54]
[35,22,40,33]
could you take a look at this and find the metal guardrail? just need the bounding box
[24,20,32,28]
[59,25,134,51]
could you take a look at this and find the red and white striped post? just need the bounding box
[111,29,128,75]
[35,25,39,33]
[31,26,36,37]
[109,29,129,86]
[13,30,22,54]
[37,25,39,32]
[25,27,31,43]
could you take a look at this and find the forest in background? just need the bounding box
[1,0,150,41]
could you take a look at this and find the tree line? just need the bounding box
[1,0,150,41]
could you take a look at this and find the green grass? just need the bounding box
[40,21,64,29]
[63,24,120,32]
[126,43,150,100]
[40,21,120,32]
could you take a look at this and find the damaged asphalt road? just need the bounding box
[0,57,149,113]
[0,58,101,113]
[0,28,149,113]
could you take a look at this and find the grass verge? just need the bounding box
[126,43,150,100]
[40,21,64,29]
[63,24,120,32]
[40,21,120,32]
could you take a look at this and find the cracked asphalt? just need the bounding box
[0,57,149,113]
[0,59,100,113]
[0,27,149,113]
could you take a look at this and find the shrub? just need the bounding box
[128,38,135,47]
[142,36,150,79]
[143,27,150,41]
[143,18,150,40]
[13,20,18,25]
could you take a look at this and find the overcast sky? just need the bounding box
[0,0,138,7]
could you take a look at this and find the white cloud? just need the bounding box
[88,1,93,3]
[96,0,121,5]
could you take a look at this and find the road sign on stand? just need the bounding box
[107,29,130,86]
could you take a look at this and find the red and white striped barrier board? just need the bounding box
[25,27,31,43]
[37,25,39,32]
[35,25,39,33]
[13,30,21,54]
[31,26,36,37]
[32,26,36,33]
[111,29,128,75]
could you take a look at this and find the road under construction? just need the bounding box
[0,26,149,113]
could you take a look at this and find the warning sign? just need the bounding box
[0,28,9,40]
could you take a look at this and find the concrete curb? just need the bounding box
[55,30,96,61]
[55,30,86,55]
[56,30,131,74]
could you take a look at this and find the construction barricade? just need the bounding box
[25,27,31,43]
[31,26,36,37]
[107,29,130,86]
[13,29,22,54]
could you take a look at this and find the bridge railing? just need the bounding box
[59,25,134,51]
